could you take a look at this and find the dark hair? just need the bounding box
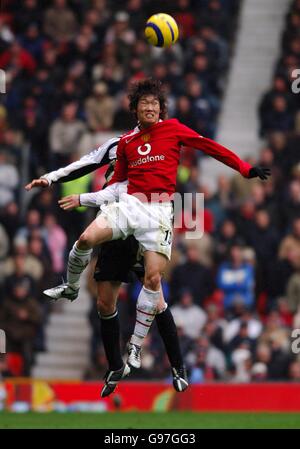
[128,78,167,120]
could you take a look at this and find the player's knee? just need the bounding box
[144,272,161,291]
[97,297,115,316]
[78,232,93,250]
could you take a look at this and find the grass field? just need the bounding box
[1,411,300,429]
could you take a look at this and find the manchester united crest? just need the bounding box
[141,133,151,142]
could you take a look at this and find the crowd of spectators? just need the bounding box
[1,0,300,384]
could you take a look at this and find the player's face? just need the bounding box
[136,95,161,128]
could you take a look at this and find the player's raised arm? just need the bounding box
[177,122,271,180]
[25,137,120,190]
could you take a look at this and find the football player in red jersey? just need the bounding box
[26,134,188,396]
[45,79,270,395]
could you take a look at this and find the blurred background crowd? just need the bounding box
[0,0,300,384]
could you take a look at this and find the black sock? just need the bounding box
[155,307,183,369]
[100,310,123,371]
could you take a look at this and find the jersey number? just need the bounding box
[163,230,172,245]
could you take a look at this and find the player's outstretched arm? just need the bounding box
[58,181,128,211]
[177,122,271,180]
[25,137,120,191]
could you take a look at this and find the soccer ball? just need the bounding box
[145,13,179,48]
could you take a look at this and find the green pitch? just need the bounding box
[1,412,300,429]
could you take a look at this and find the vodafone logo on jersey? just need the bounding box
[130,142,165,168]
[129,154,165,168]
[137,143,152,156]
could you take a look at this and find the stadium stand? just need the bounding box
[1,0,300,384]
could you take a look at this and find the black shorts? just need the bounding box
[93,236,145,283]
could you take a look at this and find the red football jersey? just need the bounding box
[109,119,252,199]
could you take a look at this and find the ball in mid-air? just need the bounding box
[145,13,179,48]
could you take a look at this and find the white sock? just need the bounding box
[130,286,160,347]
[67,241,92,288]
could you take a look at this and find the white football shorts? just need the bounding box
[99,193,173,260]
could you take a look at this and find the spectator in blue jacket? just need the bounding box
[217,245,255,310]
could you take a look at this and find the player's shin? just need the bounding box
[67,241,92,289]
[99,309,123,371]
[156,306,188,391]
[156,305,184,369]
[128,286,160,368]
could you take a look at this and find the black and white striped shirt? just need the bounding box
[42,136,120,186]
